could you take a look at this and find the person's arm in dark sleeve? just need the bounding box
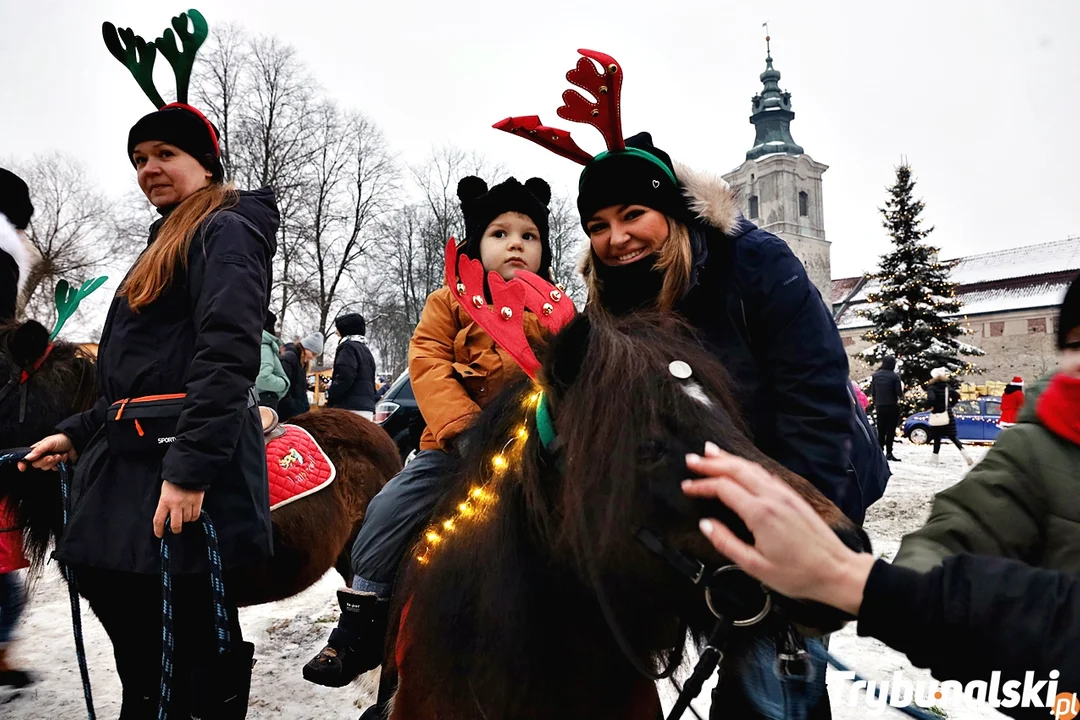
[747,235,858,520]
[161,216,267,490]
[859,555,1080,713]
[55,395,108,453]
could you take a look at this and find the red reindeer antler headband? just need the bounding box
[493,49,625,166]
[444,239,576,378]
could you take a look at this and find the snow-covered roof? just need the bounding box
[948,238,1080,285]
[832,237,1080,330]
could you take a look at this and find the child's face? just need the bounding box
[479,212,543,281]
[1061,326,1080,378]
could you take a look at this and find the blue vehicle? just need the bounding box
[903,395,1003,445]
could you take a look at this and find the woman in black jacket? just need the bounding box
[926,367,974,466]
[684,446,1080,720]
[21,98,277,717]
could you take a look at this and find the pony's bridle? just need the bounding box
[0,342,54,424]
[536,389,813,720]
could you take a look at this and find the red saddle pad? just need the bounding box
[266,424,336,511]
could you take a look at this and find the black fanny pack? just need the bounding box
[105,388,257,456]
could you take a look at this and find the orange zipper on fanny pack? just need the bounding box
[112,393,186,420]
[134,419,145,437]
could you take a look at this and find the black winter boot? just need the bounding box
[302,589,389,688]
[191,640,256,719]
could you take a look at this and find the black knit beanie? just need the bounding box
[457,176,552,278]
[335,312,366,337]
[1060,273,1080,349]
[576,132,690,231]
[0,168,34,230]
[127,104,224,182]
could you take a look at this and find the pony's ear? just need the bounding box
[546,313,591,392]
[9,320,50,368]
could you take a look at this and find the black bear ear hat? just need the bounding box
[1060,273,1080,350]
[103,9,223,181]
[456,175,552,279]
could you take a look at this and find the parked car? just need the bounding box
[374,370,424,462]
[903,395,1003,445]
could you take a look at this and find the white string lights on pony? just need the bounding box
[413,238,575,566]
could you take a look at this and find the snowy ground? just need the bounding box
[4,441,1002,719]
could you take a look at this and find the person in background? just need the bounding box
[870,357,903,462]
[683,444,1080,720]
[925,367,974,466]
[326,313,378,420]
[279,332,322,421]
[0,167,34,689]
[998,375,1025,428]
[257,311,290,411]
[851,380,869,411]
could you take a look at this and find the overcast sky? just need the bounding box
[2,0,1077,279]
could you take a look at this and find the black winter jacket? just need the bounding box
[0,214,28,322]
[327,337,377,412]
[870,360,903,408]
[860,555,1080,719]
[277,347,310,421]
[55,189,279,574]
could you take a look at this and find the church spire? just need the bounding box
[746,33,804,161]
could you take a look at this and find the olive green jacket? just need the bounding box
[894,378,1080,575]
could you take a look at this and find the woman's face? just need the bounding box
[132,141,212,208]
[586,205,669,267]
[1061,327,1080,378]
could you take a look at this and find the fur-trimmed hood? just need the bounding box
[0,210,34,300]
[579,162,743,296]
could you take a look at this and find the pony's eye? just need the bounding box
[637,440,667,465]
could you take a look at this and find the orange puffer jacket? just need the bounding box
[409,286,547,452]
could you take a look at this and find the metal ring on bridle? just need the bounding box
[705,565,772,627]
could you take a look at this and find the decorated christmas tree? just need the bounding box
[860,164,981,409]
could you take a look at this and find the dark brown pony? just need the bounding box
[390,312,867,720]
[0,319,399,606]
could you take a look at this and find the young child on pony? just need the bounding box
[303,175,555,689]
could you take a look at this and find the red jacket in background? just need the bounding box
[0,500,29,574]
[999,389,1025,425]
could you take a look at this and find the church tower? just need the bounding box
[722,37,832,298]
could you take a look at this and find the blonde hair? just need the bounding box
[653,218,693,312]
[121,183,238,311]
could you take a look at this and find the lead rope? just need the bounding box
[158,510,231,720]
[0,450,97,719]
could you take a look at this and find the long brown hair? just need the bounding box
[652,217,693,312]
[121,183,238,311]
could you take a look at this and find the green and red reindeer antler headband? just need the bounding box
[102,9,220,157]
[494,50,678,187]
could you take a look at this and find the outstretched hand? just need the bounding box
[683,442,875,616]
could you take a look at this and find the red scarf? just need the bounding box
[1036,373,1080,446]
